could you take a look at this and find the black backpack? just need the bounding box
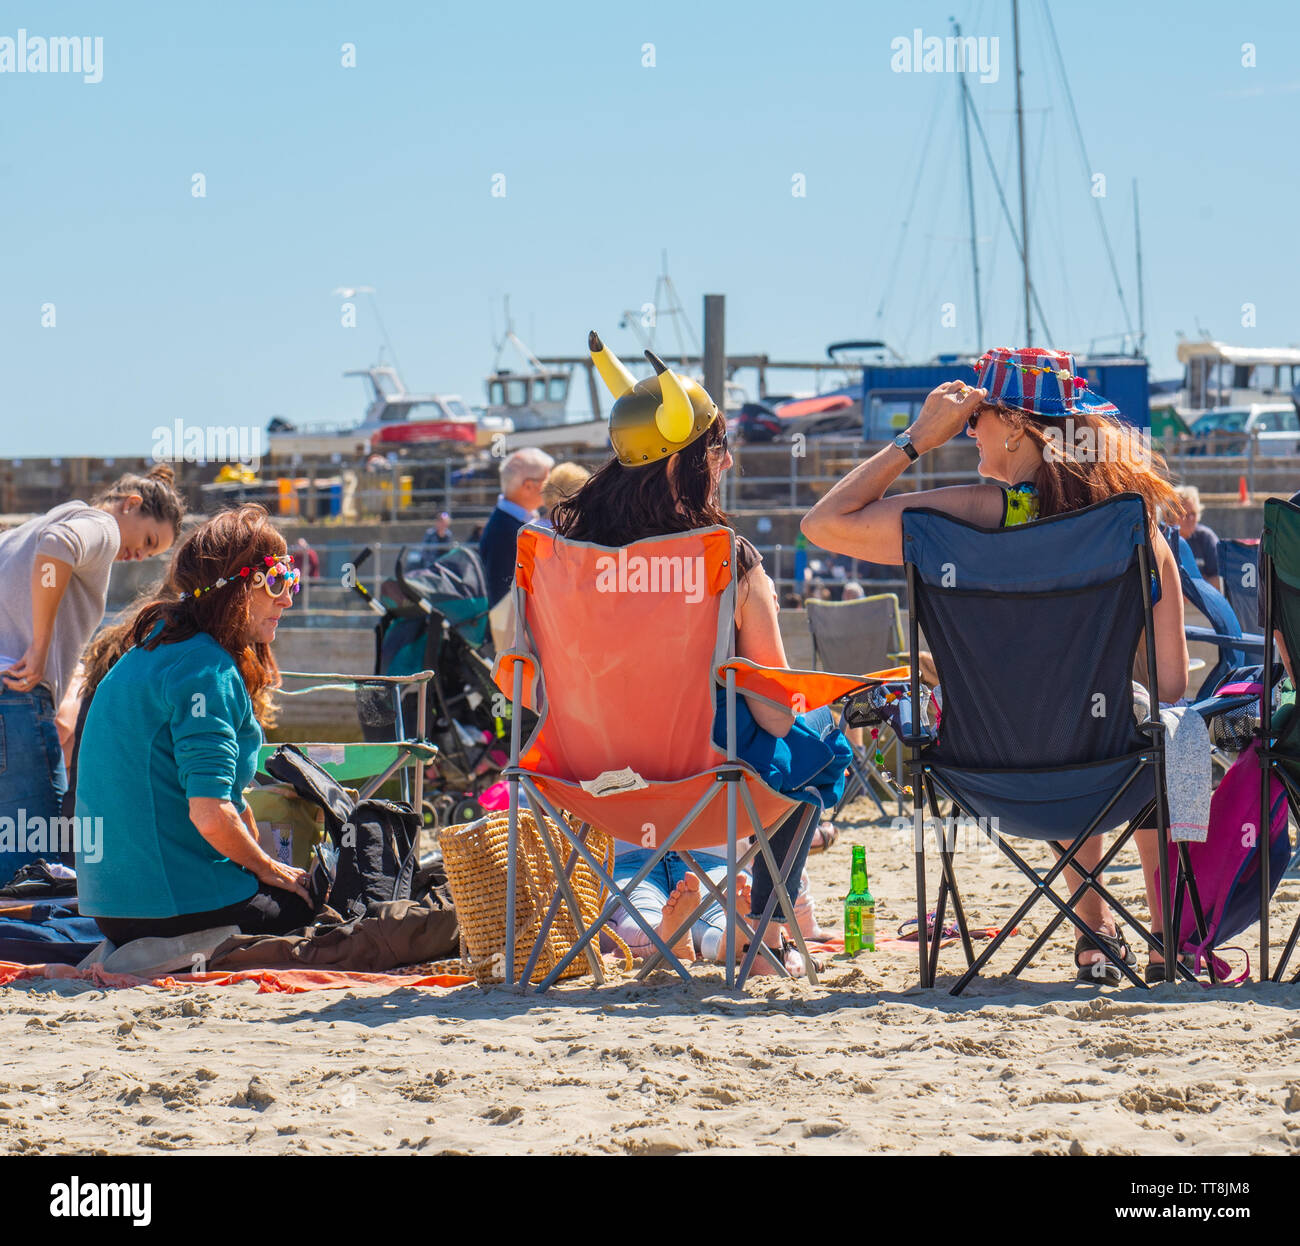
[263,744,422,920]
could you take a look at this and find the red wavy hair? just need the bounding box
[127,505,286,727]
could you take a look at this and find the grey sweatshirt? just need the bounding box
[0,502,121,705]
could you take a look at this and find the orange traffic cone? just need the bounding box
[1239,475,1249,504]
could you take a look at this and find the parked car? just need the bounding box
[1188,403,1300,456]
[732,402,786,444]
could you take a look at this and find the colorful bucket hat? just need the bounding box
[972,347,1119,419]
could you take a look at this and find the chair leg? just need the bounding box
[914,789,929,988]
[505,790,519,988]
[521,794,605,986]
[526,784,712,990]
[1270,783,1300,981]
[922,780,976,977]
[1176,843,1218,984]
[935,833,976,969]
[928,873,948,985]
[519,833,588,987]
[636,843,762,980]
[737,792,819,989]
[950,827,1152,995]
[1276,912,1300,983]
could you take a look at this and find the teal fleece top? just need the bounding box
[75,630,262,919]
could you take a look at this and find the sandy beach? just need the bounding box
[2,795,1298,1157]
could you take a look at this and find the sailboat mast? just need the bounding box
[954,19,983,351]
[1133,179,1146,357]
[1012,0,1032,346]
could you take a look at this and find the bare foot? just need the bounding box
[734,874,752,919]
[700,875,754,963]
[657,876,699,964]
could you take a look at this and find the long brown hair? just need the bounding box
[91,462,186,536]
[81,618,137,702]
[552,418,740,550]
[988,403,1180,528]
[127,505,286,726]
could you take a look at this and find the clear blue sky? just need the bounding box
[3,0,1297,455]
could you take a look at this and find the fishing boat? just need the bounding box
[483,331,610,452]
[267,365,503,462]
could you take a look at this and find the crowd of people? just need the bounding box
[0,341,1284,984]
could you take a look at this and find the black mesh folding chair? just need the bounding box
[1163,525,1265,702]
[899,494,1207,994]
[806,594,908,817]
[1257,498,1300,981]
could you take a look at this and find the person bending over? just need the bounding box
[0,465,184,884]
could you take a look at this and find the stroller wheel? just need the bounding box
[451,796,484,825]
[428,793,458,829]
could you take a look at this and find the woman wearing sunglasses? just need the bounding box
[803,347,1190,984]
[74,505,312,948]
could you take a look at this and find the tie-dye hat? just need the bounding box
[972,347,1119,419]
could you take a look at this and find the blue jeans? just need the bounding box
[748,705,838,925]
[611,848,739,959]
[0,687,68,887]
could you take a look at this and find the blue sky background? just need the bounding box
[3,0,1297,455]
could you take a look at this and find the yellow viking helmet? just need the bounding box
[588,330,720,467]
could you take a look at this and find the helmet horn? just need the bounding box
[589,330,636,399]
[646,351,695,445]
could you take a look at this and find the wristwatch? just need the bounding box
[893,431,920,462]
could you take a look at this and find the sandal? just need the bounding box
[806,821,839,854]
[780,931,824,976]
[1074,930,1137,985]
[897,912,961,942]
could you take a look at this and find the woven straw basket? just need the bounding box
[440,809,631,985]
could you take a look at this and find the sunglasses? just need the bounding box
[257,561,301,598]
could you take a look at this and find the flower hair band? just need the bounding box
[179,554,299,601]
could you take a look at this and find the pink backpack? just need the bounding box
[1158,738,1291,978]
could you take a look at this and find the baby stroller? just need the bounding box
[348,544,515,829]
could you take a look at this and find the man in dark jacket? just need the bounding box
[479,448,554,606]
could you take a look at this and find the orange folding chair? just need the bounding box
[492,523,874,991]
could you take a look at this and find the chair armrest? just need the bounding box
[716,658,909,713]
[1184,626,1265,653]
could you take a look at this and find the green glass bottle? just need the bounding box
[844,845,875,955]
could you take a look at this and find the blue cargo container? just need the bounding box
[857,355,1150,441]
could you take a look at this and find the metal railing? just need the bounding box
[278,537,897,627]
[230,430,1300,526]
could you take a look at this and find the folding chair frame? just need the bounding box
[1258,525,1300,982]
[262,669,434,811]
[904,531,1207,992]
[807,596,908,817]
[501,663,822,992]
